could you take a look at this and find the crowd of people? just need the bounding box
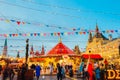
[49,63,73,80]
[78,59,120,80]
[30,62,74,80]
[0,60,120,80]
[2,65,15,80]
[0,63,42,80]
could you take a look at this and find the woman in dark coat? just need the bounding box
[100,64,105,80]
[21,64,27,80]
[3,66,9,80]
[57,63,62,80]
[9,67,15,80]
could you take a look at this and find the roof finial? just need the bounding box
[59,36,62,43]
[95,22,99,33]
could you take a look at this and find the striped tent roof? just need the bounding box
[47,42,75,56]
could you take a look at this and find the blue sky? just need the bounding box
[0,0,120,57]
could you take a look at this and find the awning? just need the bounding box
[81,54,103,60]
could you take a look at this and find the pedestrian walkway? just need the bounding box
[0,74,82,80]
[37,75,82,80]
[0,71,84,80]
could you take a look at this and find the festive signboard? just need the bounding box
[107,70,120,80]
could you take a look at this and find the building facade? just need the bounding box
[86,24,120,64]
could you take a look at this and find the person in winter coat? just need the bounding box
[61,66,65,78]
[50,63,54,75]
[94,65,101,80]
[9,67,15,80]
[57,63,62,80]
[35,64,41,80]
[100,64,105,80]
[83,64,89,80]
[21,63,27,80]
[87,62,94,80]
[69,67,73,77]
[3,66,9,80]
[0,65,2,75]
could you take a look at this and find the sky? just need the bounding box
[0,0,120,57]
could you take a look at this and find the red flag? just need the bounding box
[17,21,21,25]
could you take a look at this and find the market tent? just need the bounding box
[81,54,103,60]
[47,42,75,56]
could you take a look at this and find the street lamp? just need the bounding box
[25,39,29,63]
[118,41,120,56]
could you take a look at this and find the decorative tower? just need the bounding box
[95,23,99,33]
[2,38,7,57]
[88,32,93,43]
[17,51,20,58]
[41,45,45,55]
[30,45,34,57]
[73,45,81,54]
[95,23,100,38]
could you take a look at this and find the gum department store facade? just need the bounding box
[86,24,120,64]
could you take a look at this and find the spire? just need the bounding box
[17,51,20,58]
[88,32,92,43]
[2,38,7,57]
[41,45,45,55]
[95,23,99,33]
[94,23,101,38]
[59,36,62,43]
[30,45,34,55]
[73,45,81,54]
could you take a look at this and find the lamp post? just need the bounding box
[118,41,120,56]
[25,39,29,64]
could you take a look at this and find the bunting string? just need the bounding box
[0,17,120,32]
[0,18,120,37]
[0,29,119,37]
[0,17,80,31]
